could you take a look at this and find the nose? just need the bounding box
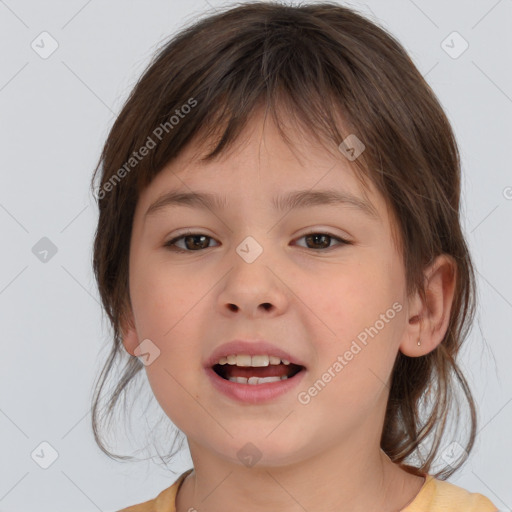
[216,245,289,317]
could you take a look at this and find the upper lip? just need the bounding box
[204,340,306,368]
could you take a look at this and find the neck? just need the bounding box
[175,440,425,512]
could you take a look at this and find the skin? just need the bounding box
[122,107,456,512]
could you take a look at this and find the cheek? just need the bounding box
[129,257,204,392]
[304,259,399,338]
[135,273,207,431]
[303,253,406,384]
[130,256,199,335]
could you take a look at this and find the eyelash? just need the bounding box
[163,231,352,253]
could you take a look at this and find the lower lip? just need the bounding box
[205,366,306,404]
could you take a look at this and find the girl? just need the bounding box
[90,2,499,511]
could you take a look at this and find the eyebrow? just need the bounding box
[144,189,379,220]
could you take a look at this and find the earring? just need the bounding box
[417,337,421,346]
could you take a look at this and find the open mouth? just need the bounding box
[212,360,305,385]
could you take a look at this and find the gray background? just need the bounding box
[1,0,511,510]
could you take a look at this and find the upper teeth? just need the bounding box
[217,354,291,366]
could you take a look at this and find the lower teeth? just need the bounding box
[228,375,288,385]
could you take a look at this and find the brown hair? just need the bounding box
[90,1,477,478]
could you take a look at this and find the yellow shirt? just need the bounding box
[117,468,499,512]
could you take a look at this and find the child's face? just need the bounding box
[123,108,414,467]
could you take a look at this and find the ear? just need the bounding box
[399,254,457,357]
[120,309,139,357]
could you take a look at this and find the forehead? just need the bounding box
[136,108,386,221]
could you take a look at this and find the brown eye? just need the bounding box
[163,231,351,253]
[294,232,350,250]
[164,233,217,252]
